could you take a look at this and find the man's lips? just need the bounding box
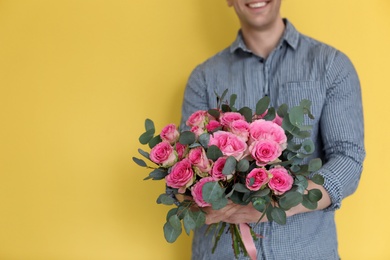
[246,1,268,9]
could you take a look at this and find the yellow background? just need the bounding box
[0,0,389,259]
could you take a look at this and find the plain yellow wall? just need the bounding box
[0,0,389,259]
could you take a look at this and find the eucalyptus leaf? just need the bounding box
[252,197,266,212]
[279,191,303,210]
[253,188,270,197]
[302,195,317,210]
[289,106,304,127]
[302,139,315,154]
[230,94,237,108]
[156,194,175,205]
[144,119,155,132]
[191,211,206,228]
[211,197,228,210]
[233,183,250,193]
[220,89,229,103]
[183,212,196,235]
[308,189,323,202]
[263,107,276,121]
[277,104,289,118]
[148,135,162,149]
[308,158,322,172]
[132,157,147,167]
[311,174,325,185]
[236,159,250,172]
[206,145,223,161]
[208,109,220,119]
[239,107,253,123]
[221,104,232,112]
[256,96,270,116]
[222,156,236,175]
[163,221,181,243]
[296,131,311,139]
[202,182,225,203]
[179,131,196,145]
[139,129,155,145]
[148,168,168,180]
[271,207,287,225]
[138,148,150,160]
[199,133,210,148]
[166,208,178,222]
[169,215,182,230]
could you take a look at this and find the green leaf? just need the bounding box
[302,139,315,154]
[166,208,178,222]
[169,214,182,230]
[308,189,323,202]
[198,133,210,148]
[253,188,270,197]
[163,221,181,243]
[302,195,317,210]
[294,175,308,193]
[148,135,162,149]
[191,211,206,228]
[220,89,229,103]
[296,131,311,139]
[221,104,231,112]
[132,157,147,167]
[233,183,250,193]
[308,158,322,172]
[236,159,249,172]
[202,182,225,203]
[211,197,228,210]
[222,156,236,175]
[279,191,303,210]
[183,212,196,235]
[139,129,155,145]
[311,174,325,185]
[289,106,304,126]
[256,96,270,115]
[179,131,196,145]
[230,94,237,108]
[239,107,253,123]
[277,104,289,118]
[263,107,276,121]
[156,194,175,205]
[147,168,168,180]
[287,142,302,152]
[208,109,220,119]
[137,149,150,160]
[271,207,286,225]
[144,119,155,132]
[252,197,266,212]
[206,145,223,161]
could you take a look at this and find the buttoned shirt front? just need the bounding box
[180,19,365,260]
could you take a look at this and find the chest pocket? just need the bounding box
[276,81,326,125]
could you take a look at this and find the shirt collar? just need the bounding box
[230,19,299,54]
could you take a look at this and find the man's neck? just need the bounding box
[240,18,285,58]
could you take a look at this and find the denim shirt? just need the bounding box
[180,19,365,260]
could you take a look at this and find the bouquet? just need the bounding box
[133,90,324,259]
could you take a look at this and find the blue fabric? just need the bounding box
[180,19,365,260]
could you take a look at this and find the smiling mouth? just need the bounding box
[247,1,268,8]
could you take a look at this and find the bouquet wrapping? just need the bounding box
[133,90,324,259]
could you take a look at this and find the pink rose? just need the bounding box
[268,166,293,195]
[165,158,194,193]
[191,177,215,207]
[246,168,270,191]
[211,157,233,180]
[188,147,212,176]
[206,120,222,132]
[175,142,187,160]
[149,141,177,167]
[160,124,180,144]
[229,120,250,142]
[190,125,205,138]
[209,131,248,160]
[249,139,282,166]
[255,109,284,127]
[186,110,209,128]
[249,119,287,146]
[219,112,245,127]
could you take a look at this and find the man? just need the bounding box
[180,0,365,259]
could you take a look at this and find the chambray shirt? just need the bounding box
[180,20,365,260]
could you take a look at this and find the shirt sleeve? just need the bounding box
[319,51,366,210]
[179,65,209,131]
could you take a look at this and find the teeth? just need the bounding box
[248,2,267,8]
